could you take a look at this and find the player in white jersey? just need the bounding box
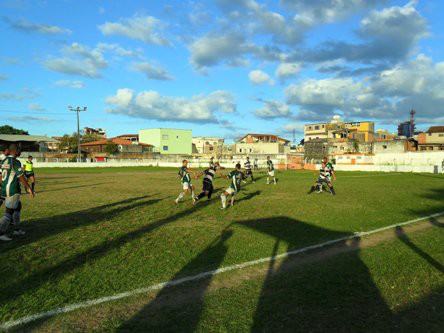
[307,161,336,195]
[244,157,255,183]
[195,162,224,202]
[266,156,276,185]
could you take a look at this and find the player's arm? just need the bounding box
[19,175,34,197]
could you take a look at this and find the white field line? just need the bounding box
[1,211,443,330]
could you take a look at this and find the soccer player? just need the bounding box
[24,155,36,193]
[0,147,9,209]
[253,158,259,170]
[307,161,336,195]
[266,156,276,185]
[220,163,245,209]
[195,162,223,202]
[209,156,215,168]
[244,157,255,183]
[175,160,197,205]
[0,144,34,241]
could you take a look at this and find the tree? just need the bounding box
[104,141,118,155]
[81,133,102,144]
[59,133,78,153]
[0,125,29,135]
[299,139,305,146]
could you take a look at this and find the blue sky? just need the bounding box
[1,0,443,143]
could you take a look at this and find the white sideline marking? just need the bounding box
[1,212,443,330]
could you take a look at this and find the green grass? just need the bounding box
[0,167,443,331]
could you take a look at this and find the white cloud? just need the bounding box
[248,69,273,85]
[255,100,290,118]
[54,80,86,89]
[98,15,170,46]
[43,42,107,78]
[96,43,142,58]
[189,34,246,71]
[28,102,46,111]
[105,89,236,123]
[284,54,444,122]
[130,62,174,81]
[4,17,71,35]
[275,63,301,82]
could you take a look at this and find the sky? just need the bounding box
[1,0,444,143]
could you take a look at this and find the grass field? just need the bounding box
[0,167,443,332]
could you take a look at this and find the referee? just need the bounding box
[24,155,36,194]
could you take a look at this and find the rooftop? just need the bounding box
[0,134,59,143]
[427,126,444,133]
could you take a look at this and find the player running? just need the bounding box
[175,160,197,205]
[0,144,34,241]
[244,157,255,183]
[266,156,276,185]
[195,162,224,202]
[220,163,245,209]
[307,161,336,195]
[24,155,36,193]
[209,156,215,168]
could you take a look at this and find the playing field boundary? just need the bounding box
[1,211,443,330]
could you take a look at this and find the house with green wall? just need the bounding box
[138,128,192,155]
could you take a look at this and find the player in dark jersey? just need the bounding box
[195,162,224,202]
[244,157,255,183]
[175,160,197,205]
[307,161,336,195]
[209,157,215,168]
[266,156,276,185]
[220,163,246,209]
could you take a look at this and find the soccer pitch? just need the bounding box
[0,167,443,332]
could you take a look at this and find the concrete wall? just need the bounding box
[235,142,289,154]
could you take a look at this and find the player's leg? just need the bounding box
[0,207,13,241]
[230,192,236,206]
[250,171,255,183]
[175,183,188,204]
[267,172,270,184]
[207,184,213,200]
[12,201,24,235]
[191,184,196,204]
[30,175,35,193]
[327,182,336,195]
[221,188,232,209]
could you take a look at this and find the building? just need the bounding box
[417,126,444,151]
[374,129,396,141]
[83,127,106,138]
[139,128,192,155]
[192,137,224,156]
[373,139,418,154]
[334,153,374,165]
[235,134,291,154]
[305,120,375,143]
[116,134,139,143]
[304,123,328,142]
[80,138,153,154]
[0,134,60,152]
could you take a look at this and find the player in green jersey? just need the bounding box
[220,163,245,209]
[0,147,9,209]
[0,144,34,241]
[175,159,197,205]
[266,156,276,185]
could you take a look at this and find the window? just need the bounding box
[209,147,214,151]
[357,156,362,159]
[162,134,169,140]
[322,125,325,128]
[315,125,320,130]
[163,146,168,151]
[308,126,312,130]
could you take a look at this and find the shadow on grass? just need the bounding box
[0,195,158,253]
[395,226,444,273]
[117,230,233,332]
[116,216,444,332]
[0,196,215,325]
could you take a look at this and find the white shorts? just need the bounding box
[5,194,20,209]
[182,182,192,190]
[225,187,237,195]
[268,170,275,177]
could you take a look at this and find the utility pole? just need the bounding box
[68,106,87,162]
